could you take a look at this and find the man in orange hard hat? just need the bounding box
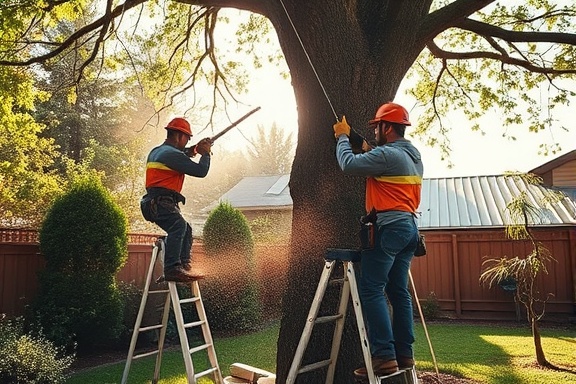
[140,117,212,282]
[333,102,424,379]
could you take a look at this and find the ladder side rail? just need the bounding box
[324,262,351,384]
[191,281,224,384]
[153,289,172,383]
[286,260,336,384]
[347,261,379,384]
[121,242,161,384]
[169,282,197,383]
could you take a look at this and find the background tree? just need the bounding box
[1,1,576,382]
[0,66,64,227]
[480,173,562,368]
[246,122,295,175]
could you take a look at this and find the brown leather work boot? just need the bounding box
[353,357,398,380]
[397,356,415,369]
[163,266,204,283]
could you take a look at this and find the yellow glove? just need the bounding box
[333,116,351,138]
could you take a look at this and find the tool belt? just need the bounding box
[140,188,185,222]
[359,209,427,257]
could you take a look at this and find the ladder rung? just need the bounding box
[132,349,159,360]
[329,278,345,285]
[179,297,200,304]
[150,289,169,294]
[189,343,211,354]
[183,320,205,329]
[298,359,332,374]
[315,314,343,324]
[139,324,164,332]
[195,367,218,379]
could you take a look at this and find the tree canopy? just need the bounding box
[1,1,575,382]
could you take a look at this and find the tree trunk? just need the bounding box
[265,1,429,382]
[531,317,549,367]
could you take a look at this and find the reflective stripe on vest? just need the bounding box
[145,162,185,193]
[365,175,422,213]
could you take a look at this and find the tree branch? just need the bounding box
[420,0,496,42]
[0,0,148,67]
[426,40,576,75]
[455,18,576,45]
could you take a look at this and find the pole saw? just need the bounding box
[185,106,261,157]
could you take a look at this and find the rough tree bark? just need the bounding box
[185,1,436,382]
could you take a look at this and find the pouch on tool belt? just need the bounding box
[140,194,157,222]
[359,209,377,250]
[414,232,427,257]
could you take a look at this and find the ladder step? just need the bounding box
[183,319,205,329]
[189,343,211,354]
[195,366,219,379]
[150,289,169,294]
[315,314,343,324]
[298,359,332,374]
[132,349,159,360]
[179,297,200,304]
[139,324,164,332]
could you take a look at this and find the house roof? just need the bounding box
[208,174,292,211]
[418,175,576,229]
[529,149,576,175]
[211,174,576,229]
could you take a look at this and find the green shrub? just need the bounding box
[203,201,254,257]
[420,291,442,320]
[0,318,74,384]
[202,202,262,333]
[33,175,128,352]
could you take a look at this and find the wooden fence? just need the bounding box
[1,227,575,321]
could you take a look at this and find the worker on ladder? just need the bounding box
[140,117,212,282]
[333,102,424,380]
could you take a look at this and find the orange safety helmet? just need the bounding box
[368,102,411,126]
[165,117,192,136]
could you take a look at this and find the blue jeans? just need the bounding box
[152,196,193,271]
[359,217,418,360]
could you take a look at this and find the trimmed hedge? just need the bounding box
[33,176,128,352]
[201,202,262,333]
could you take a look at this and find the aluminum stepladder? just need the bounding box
[286,248,418,384]
[121,238,223,384]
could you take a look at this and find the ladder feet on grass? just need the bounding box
[354,368,418,384]
[286,248,420,384]
[122,238,222,384]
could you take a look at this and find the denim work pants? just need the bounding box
[152,196,193,271]
[359,217,418,361]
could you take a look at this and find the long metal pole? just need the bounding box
[409,270,439,376]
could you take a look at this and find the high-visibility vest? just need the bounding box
[365,175,421,213]
[145,161,184,193]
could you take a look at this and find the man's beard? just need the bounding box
[377,135,388,146]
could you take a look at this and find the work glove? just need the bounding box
[333,116,350,138]
[195,138,212,156]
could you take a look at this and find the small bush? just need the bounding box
[203,201,254,257]
[420,291,442,320]
[202,202,262,333]
[0,318,74,384]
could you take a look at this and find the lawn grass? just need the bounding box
[67,320,576,384]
